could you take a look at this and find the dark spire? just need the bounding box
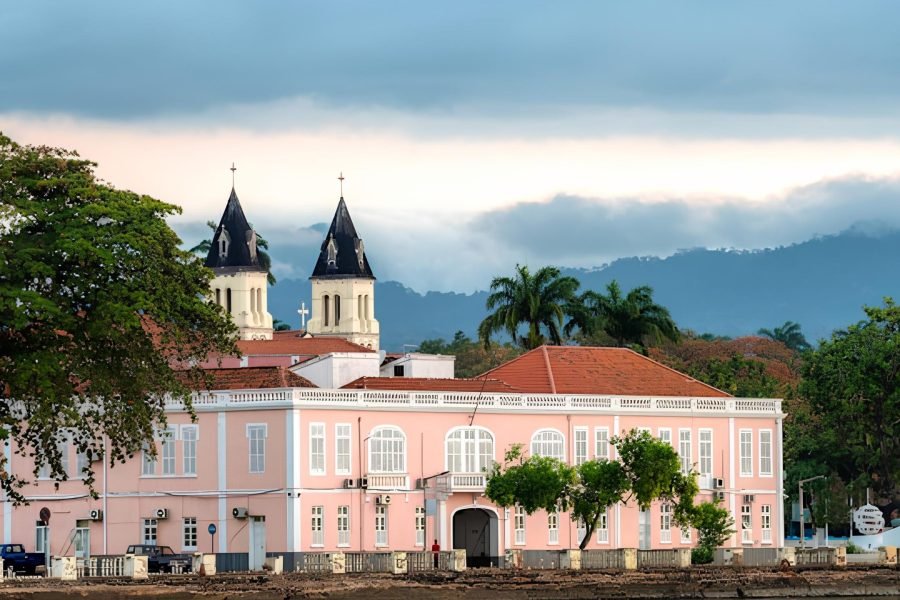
[205,187,262,271]
[311,197,375,279]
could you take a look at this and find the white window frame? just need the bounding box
[445,427,494,474]
[311,505,324,547]
[182,517,198,551]
[310,422,326,476]
[678,429,692,474]
[143,518,158,545]
[576,519,587,546]
[741,504,753,544]
[681,526,691,544]
[369,426,407,473]
[161,426,177,476]
[335,423,352,475]
[247,424,267,474]
[574,427,588,465]
[759,429,773,477]
[337,505,350,547]
[35,524,48,553]
[530,429,565,461]
[761,504,772,544]
[594,427,609,460]
[596,510,609,544]
[415,506,425,546]
[660,503,672,544]
[548,512,559,545]
[658,428,672,446]
[141,443,156,477]
[375,505,388,547]
[181,425,198,476]
[698,428,713,481]
[739,429,753,477]
[514,505,526,546]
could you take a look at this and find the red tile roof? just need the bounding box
[342,377,518,393]
[481,346,730,397]
[185,367,317,390]
[236,335,375,357]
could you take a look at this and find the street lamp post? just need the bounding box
[798,475,825,548]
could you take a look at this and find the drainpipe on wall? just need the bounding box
[358,417,363,551]
[567,414,572,549]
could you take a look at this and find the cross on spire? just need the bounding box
[338,172,345,197]
[298,301,310,329]
[230,162,237,188]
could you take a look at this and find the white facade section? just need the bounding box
[380,353,456,378]
[289,352,380,388]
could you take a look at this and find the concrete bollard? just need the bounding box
[51,556,78,580]
[450,549,467,572]
[622,548,638,570]
[391,551,408,575]
[883,546,898,565]
[834,546,847,567]
[192,553,217,575]
[124,554,148,580]
[560,549,582,570]
[330,552,346,574]
[674,548,692,568]
[263,555,283,575]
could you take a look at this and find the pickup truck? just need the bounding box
[0,544,46,575]
[125,545,193,573]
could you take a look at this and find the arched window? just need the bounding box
[334,295,341,326]
[369,427,406,473]
[218,228,230,258]
[250,287,256,314]
[446,428,494,473]
[358,295,363,319]
[226,288,232,313]
[215,288,221,306]
[530,429,565,461]
[323,295,330,326]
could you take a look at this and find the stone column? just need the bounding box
[391,551,408,574]
[264,556,284,574]
[449,549,467,572]
[124,555,148,580]
[51,556,78,580]
[622,548,638,570]
[331,552,346,574]
[560,549,582,570]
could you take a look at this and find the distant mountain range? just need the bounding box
[268,228,900,351]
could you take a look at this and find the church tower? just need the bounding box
[205,187,274,340]
[306,195,380,349]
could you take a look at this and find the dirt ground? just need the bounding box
[1,566,899,600]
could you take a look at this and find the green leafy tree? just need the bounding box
[799,299,900,502]
[478,265,580,350]
[485,429,697,550]
[190,219,276,286]
[0,134,238,502]
[272,319,292,331]
[571,281,679,351]
[758,321,811,352]
[690,500,735,564]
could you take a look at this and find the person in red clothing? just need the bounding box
[431,539,440,568]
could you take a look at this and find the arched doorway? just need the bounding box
[452,507,499,568]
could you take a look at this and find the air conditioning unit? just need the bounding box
[358,477,368,489]
[89,509,103,521]
[376,494,392,505]
[155,508,169,519]
[743,494,755,504]
[232,507,249,519]
[343,478,357,489]
[714,491,726,501]
[714,478,725,489]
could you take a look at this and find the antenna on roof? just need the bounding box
[468,372,490,427]
[338,171,345,198]
[230,162,237,188]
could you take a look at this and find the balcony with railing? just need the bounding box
[435,472,487,492]
[365,473,409,490]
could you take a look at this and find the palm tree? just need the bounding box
[757,321,810,352]
[190,220,276,285]
[478,265,580,350]
[588,280,679,349]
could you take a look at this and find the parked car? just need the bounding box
[125,545,193,573]
[0,544,46,575]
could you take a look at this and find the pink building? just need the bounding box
[3,346,784,569]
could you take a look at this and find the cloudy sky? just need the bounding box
[4,1,900,291]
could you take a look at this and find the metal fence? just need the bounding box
[80,556,126,577]
[795,547,837,566]
[344,552,393,573]
[582,550,627,570]
[406,551,452,572]
[215,552,249,573]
